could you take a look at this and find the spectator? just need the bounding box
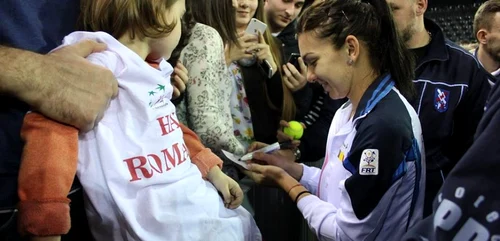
[473,0,500,78]
[247,0,426,240]
[18,0,261,240]
[387,0,492,216]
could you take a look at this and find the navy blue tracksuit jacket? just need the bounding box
[410,19,492,215]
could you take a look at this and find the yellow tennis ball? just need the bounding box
[284,121,304,140]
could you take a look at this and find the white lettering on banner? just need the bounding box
[433,187,499,240]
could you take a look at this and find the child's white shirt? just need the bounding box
[59,31,260,241]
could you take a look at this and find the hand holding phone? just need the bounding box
[283,53,308,92]
[245,18,267,36]
[287,53,301,71]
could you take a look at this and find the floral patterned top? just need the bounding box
[228,63,255,149]
[177,23,246,155]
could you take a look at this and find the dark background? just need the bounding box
[429,0,486,7]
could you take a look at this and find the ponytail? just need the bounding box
[365,0,415,99]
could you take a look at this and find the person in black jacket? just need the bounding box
[265,0,346,164]
[402,76,500,241]
[387,0,492,216]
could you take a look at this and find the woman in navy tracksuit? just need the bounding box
[246,0,426,240]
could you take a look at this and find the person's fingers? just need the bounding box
[283,76,295,91]
[247,141,269,152]
[173,75,186,92]
[172,87,181,99]
[247,163,266,174]
[240,33,258,43]
[218,184,232,208]
[282,64,292,77]
[258,31,266,44]
[256,51,267,61]
[298,57,307,74]
[288,63,303,80]
[229,185,244,209]
[291,140,301,148]
[174,68,188,84]
[279,120,290,128]
[252,152,280,166]
[64,39,107,57]
[245,43,267,53]
[109,77,119,99]
[282,65,299,86]
[176,61,188,74]
[277,130,293,142]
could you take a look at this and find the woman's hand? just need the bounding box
[244,32,278,76]
[224,32,256,65]
[171,61,188,99]
[283,57,307,92]
[242,142,304,183]
[276,120,306,143]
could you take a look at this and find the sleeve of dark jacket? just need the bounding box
[443,65,491,164]
[403,82,500,241]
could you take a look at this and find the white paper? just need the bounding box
[221,150,249,170]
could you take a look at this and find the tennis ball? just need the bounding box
[284,121,304,140]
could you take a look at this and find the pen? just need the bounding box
[239,140,294,161]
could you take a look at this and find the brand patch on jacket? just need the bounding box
[434,88,450,113]
[359,149,378,175]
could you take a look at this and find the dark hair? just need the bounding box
[474,0,500,35]
[190,0,239,46]
[168,0,239,66]
[297,0,415,98]
[80,0,179,40]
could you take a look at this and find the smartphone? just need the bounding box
[245,18,267,36]
[287,53,301,70]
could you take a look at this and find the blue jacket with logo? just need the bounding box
[410,19,491,171]
[402,71,500,241]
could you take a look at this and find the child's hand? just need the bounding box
[207,166,244,209]
[171,61,188,99]
[31,236,61,241]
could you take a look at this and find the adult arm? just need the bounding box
[0,41,117,132]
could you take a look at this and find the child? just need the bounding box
[17,0,261,240]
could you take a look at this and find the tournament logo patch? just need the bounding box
[359,149,378,175]
[148,84,169,109]
[434,88,450,113]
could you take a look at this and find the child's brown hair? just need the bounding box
[80,0,179,40]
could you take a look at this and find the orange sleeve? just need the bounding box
[180,123,222,178]
[18,112,78,236]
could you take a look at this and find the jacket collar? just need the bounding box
[353,73,394,121]
[278,19,297,39]
[415,18,449,68]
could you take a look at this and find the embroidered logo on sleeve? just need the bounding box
[359,149,378,175]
